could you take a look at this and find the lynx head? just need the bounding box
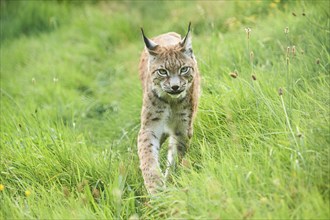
[141,23,197,100]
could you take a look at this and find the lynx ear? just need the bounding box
[180,22,193,57]
[141,28,158,55]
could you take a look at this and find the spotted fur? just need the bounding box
[138,24,200,194]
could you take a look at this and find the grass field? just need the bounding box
[1,0,329,219]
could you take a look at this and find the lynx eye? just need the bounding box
[180,66,190,75]
[157,69,168,77]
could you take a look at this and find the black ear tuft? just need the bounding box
[180,22,193,58]
[140,27,158,51]
[181,22,191,47]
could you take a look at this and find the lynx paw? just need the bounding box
[144,172,165,194]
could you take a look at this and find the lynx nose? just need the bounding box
[171,85,179,91]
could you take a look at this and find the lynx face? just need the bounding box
[149,50,196,99]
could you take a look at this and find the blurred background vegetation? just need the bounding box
[1,0,301,41]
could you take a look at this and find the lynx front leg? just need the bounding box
[165,133,190,178]
[138,130,164,194]
[164,136,178,179]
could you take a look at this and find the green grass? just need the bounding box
[1,0,329,219]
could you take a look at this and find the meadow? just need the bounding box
[0,0,329,219]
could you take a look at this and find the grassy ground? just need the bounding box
[1,0,329,219]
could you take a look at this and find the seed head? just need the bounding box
[245,27,251,39]
[284,27,289,34]
[92,188,100,199]
[302,12,306,16]
[278,88,283,96]
[250,51,254,62]
[230,71,238,78]
[292,12,296,16]
[252,74,257,81]
[316,58,320,65]
[292,46,296,56]
[286,46,290,57]
[245,27,251,33]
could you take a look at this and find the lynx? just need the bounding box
[138,23,200,194]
